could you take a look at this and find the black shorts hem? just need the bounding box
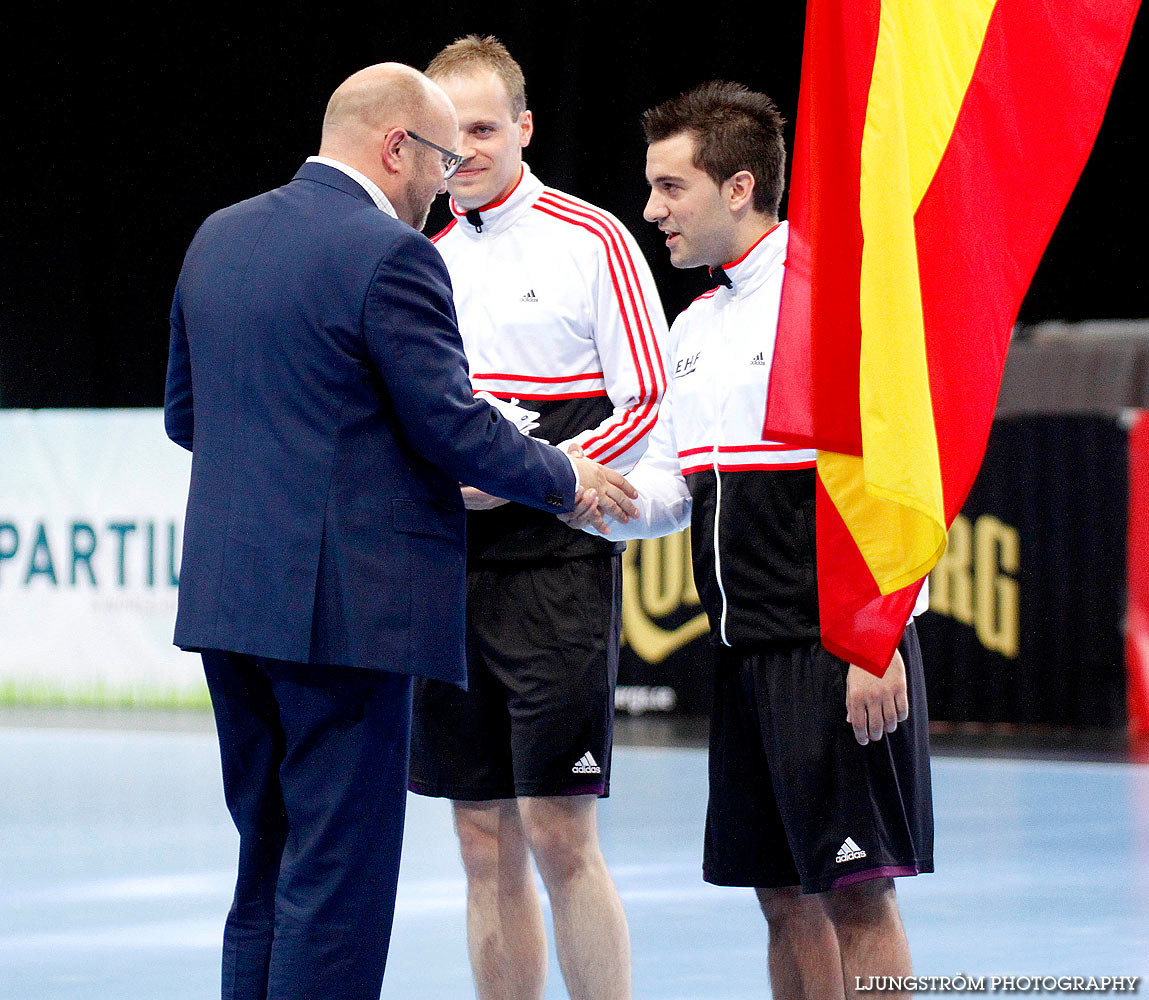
[703,856,934,894]
[408,778,609,801]
[826,859,934,892]
[515,779,609,799]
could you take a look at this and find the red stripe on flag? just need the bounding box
[918,0,1141,517]
[814,479,922,671]
[764,0,880,453]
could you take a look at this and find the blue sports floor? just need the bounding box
[2,716,1147,999]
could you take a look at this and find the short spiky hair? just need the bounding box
[642,81,787,216]
[426,34,527,118]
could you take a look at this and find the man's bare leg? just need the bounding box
[519,795,631,1000]
[453,800,547,1000]
[756,886,845,1000]
[820,878,912,998]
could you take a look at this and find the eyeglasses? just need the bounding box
[405,130,465,179]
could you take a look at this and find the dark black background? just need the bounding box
[2,1,1145,408]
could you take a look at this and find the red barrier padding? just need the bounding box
[1125,410,1149,739]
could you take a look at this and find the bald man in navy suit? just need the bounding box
[165,62,635,1000]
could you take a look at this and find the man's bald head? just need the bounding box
[321,62,453,152]
[316,62,457,229]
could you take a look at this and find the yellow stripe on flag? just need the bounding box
[821,0,997,594]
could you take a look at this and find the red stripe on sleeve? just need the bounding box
[532,196,664,461]
[542,191,667,386]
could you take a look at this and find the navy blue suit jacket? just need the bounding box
[165,162,577,683]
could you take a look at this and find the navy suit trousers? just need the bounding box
[202,652,412,1000]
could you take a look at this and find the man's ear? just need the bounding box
[380,127,407,174]
[518,110,535,149]
[726,169,756,213]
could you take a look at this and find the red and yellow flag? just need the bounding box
[765,0,1140,674]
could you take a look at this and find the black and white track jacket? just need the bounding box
[589,223,926,647]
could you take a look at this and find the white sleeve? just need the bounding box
[561,221,669,473]
[580,377,691,541]
[911,576,930,617]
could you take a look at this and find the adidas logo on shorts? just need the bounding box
[572,752,602,775]
[835,837,867,863]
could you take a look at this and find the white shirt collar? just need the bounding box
[305,156,397,218]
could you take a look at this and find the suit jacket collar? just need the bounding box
[293,160,389,212]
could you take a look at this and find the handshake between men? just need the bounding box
[461,444,640,533]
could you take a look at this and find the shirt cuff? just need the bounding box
[566,451,581,490]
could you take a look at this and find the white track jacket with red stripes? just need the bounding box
[432,164,669,563]
[432,163,667,471]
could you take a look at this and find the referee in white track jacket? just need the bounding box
[407,35,668,1000]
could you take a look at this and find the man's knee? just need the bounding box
[756,885,827,930]
[518,796,598,881]
[453,800,521,882]
[820,877,899,930]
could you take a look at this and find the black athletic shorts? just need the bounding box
[703,621,934,894]
[408,554,620,800]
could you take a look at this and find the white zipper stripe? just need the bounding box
[712,329,730,647]
[714,464,730,647]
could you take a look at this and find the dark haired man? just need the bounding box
[583,81,934,998]
[407,35,668,1000]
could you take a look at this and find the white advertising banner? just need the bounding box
[0,409,202,705]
